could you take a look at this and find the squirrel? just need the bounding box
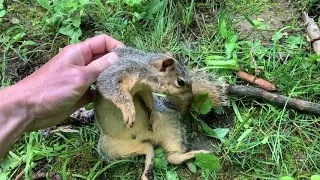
[94,47,229,180]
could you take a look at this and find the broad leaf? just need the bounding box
[279,176,295,180]
[186,161,197,173]
[199,120,229,140]
[22,41,36,46]
[0,10,5,17]
[37,0,51,10]
[311,175,320,180]
[261,136,269,144]
[219,20,228,39]
[59,25,74,36]
[72,17,81,27]
[225,35,238,59]
[286,36,305,49]
[195,153,221,171]
[154,148,168,169]
[200,120,217,138]
[166,170,179,180]
[213,128,229,139]
[272,31,283,45]
[12,32,26,42]
[199,99,213,115]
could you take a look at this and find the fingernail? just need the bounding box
[116,43,126,48]
[106,52,118,64]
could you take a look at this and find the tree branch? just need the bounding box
[228,85,320,115]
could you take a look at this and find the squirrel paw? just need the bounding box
[191,150,211,155]
[122,110,136,129]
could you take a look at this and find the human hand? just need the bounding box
[15,34,125,131]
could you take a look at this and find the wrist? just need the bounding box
[0,83,34,157]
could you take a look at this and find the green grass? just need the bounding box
[1,0,320,179]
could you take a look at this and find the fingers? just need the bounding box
[85,34,125,53]
[79,34,125,65]
[84,52,119,84]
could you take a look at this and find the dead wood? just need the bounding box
[228,85,320,115]
[235,71,277,91]
[302,12,320,66]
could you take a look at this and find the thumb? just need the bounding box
[85,52,118,83]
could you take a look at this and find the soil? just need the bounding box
[234,0,303,41]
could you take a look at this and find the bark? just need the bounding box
[228,85,320,115]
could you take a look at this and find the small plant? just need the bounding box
[37,0,90,44]
[0,0,6,24]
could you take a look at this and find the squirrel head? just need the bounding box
[151,57,192,101]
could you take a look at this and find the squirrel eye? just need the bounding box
[177,78,185,87]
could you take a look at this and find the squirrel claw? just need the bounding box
[123,110,136,129]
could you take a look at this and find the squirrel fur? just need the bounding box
[94,47,229,180]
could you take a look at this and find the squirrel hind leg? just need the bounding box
[167,150,211,164]
[98,134,155,179]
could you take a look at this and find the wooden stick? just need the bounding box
[302,12,320,66]
[235,71,277,91]
[228,85,320,115]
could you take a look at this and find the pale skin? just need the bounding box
[0,34,125,158]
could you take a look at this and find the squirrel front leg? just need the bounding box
[99,73,139,129]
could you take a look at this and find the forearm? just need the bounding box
[0,83,33,158]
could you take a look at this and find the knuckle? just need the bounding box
[62,44,78,52]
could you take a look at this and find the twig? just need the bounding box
[235,71,277,91]
[228,85,320,115]
[302,12,320,66]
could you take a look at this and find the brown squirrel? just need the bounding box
[94,47,228,180]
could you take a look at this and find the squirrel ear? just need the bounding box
[165,52,173,58]
[152,58,175,72]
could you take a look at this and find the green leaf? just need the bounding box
[72,17,81,27]
[70,28,82,44]
[204,59,239,70]
[186,161,197,173]
[22,41,36,46]
[243,14,256,28]
[261,136,269,144]
[237,128,253,146]
[85,102,93,110]
[195,153,221,171]
[0,172,8,180]
[225,35,238,59]
[62,159,69,180]
[0,10,5,17]
[154,148,168,170]
[272,31,283,45]
[232,100,244,122]
[213,128,229,139]
[199,99,213,115]
[219,20,228,39]
[12,32,26,42]
[59,25,74,36]
[213,105,223,115]
[192,93,209,112]
[124,0,143,6]
[200,120,217,137]
[79,0,89,5]
[205,55,225,61]
[199,120,229,139]
[279,176,295,180]
[311,175,320,180]
[166,170,179,180]
[286,36,306,48]
[37,0,51,10]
